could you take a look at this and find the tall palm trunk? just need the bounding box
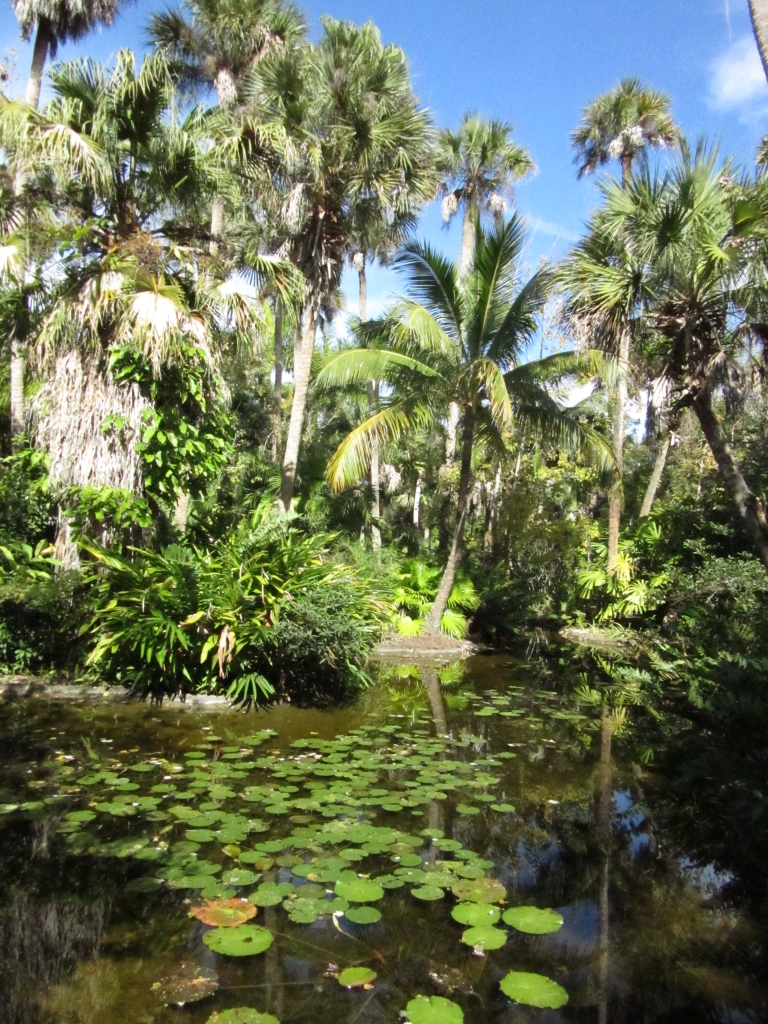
[607,329,629,570]
[423,665,447,736]
[358,259,381,550]
[425,403,474,632]
[693,388,768,569]
[11,20,52,446]
[278,306,315,512]
[458,200,476,279]
[270,296,283,463]
[209,196,224,255]
[413,470,423,527]
[639,433,671,517]
[25,19,51,109]
[749,0,768,82]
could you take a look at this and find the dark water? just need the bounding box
[0,653,765,1024]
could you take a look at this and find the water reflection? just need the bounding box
[0,655,766,1022]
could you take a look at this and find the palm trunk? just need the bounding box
[639,433,671,518]
[597,704,612,1024]
[278,307,315,512]
[693,389,768,569]
[270,297,283,462]
[458,201,476,279]
[358,261,381,551]
[425,403,474,632]
[607,329,629,571]
[25,20,50,109]
[10,337,26,447]
[749,0,768,82]
[173,491,190,531]
[209,196,224,255]
[444,401,460,468]
[413,471,423,527]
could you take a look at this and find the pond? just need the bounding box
[0,651,765,1024]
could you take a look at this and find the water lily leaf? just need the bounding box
[205,1010,279,1024]
[461,925,507,950]
[345,906,381,924]
[451,878,506,904]
[377,874,405,889]
[490,804,515,813]
[202,924,273,956]
[337,966,376,988]
[249,889,283,907]
[411,886,445,901]
[126,876,163,893]
[455,804,480,816]
[190,899,256,927]
[499,971,568,1008]
[65,810,96,823]
[222,869,260,887]
[502,906,564,934]
[405,995,463,1024]
[334,878,384,903]
[186,830,217,843]
[451,903,500,926]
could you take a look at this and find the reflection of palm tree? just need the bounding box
[597,704,612,1024]
[422,665,447,736]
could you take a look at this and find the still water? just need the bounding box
[0,653,765,1024]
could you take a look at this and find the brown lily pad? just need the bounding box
[152,968,219,1006]
[190,899,257,928]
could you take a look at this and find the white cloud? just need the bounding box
[710,35,767,109]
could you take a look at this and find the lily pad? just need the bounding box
[222,868,260,887]
[461,925,507,951]
[190,899,256,927]
[491,803,515,813]
[451,903,501,927]
[204,1011,279,1024]
[411,885,445,901]
[153,971,218,1006]
[345,906,382,924]
[451,878,506,904]
[500,970,568,1008]
[502,906,564,934]
[202,924,273,956]
[337,966,377,988]
[405,995,464,1024]
[334,878,384,903]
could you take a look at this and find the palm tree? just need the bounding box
[251,17,434,513]
[4,50,291,553]
[749,1,768,82]
[436,114,534,468]
[318,217,608,631]
[9,0,125,446]
[571,79,678,569]
[149,0,305,253]
[11,0,124,109]
[571,78,679,186]
[603,142,768,568]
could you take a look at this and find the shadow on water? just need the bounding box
[0,651,766,1023]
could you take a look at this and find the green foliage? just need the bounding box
[394,559,479,637]
[82,502,387,700]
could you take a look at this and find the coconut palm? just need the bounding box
[250,17,434,512]
[318,217,608,631]
[571,80,678,569]
[600,142,768,568]
[149,0,305,252]
[436,114,534,471]
[750,1,768,82]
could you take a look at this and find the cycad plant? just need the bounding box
[318,217,608,632]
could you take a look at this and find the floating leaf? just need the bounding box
[205,1011,279,1024]
[222,869,260,887]
[153,971,218,1006]
[345,906,381,924]
[337,966,377,988]
[451,878,506,904]
[334,878,384,903]
[461,925,506,950]
[499,971,568,1008]
[190,899,256,928]
[455,804,480,816]
[202,924,273,956]
[490,804,515,813]
[451,903,500,927]
[502,906,564,934]
[411,886,445,901]
[405,995,464,1024]
[65,810,96,823]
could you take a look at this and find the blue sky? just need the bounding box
[2,0,767,320]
